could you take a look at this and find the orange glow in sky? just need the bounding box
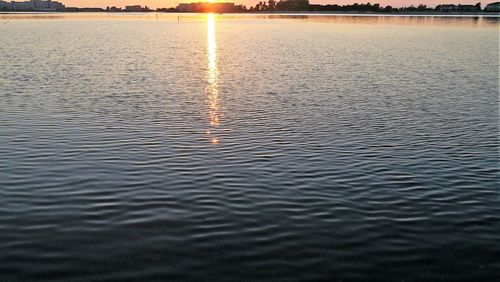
[61,1,482,9]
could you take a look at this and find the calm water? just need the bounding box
[0,13,499,281]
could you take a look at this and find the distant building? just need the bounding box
[0,0,10,8]
[176,2,236,13]
[107,6,122,12]
[436,4,479,12]
[484,2,500,11]
[124,5,142,12]
[9,0,33,10]
[6,0,65,11]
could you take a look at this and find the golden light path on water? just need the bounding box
[206,13,221,144]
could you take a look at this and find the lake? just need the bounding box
[0,13,499,281]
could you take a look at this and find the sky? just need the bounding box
[61,1,484,9]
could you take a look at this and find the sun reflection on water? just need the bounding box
[206,13,221,144]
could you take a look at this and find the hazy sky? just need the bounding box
[61,1,483,9]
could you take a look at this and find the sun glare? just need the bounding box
[206,13,220,144]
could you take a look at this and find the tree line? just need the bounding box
[242,0,483,13]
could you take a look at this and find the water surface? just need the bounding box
[0,13,499,281]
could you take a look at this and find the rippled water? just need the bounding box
[1,13,499,281]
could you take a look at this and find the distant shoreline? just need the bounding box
[1,11,500,16]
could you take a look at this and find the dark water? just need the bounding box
[0,14,499,281]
